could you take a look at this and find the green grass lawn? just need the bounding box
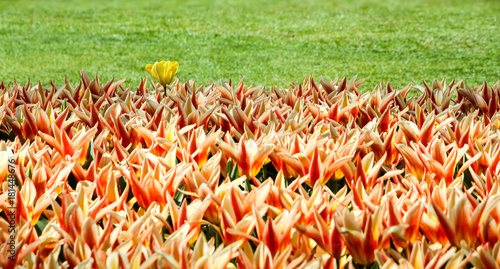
[0,0,499,89]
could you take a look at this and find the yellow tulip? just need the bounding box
[145,60,179,87]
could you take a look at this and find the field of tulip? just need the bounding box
[1,72,500,268]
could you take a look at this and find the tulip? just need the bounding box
[296,208,344,259]
[5,71,500,268]
[471,245,500,269]
[334,209,378,265]
[430,191,487,248]
[377,244,471,269]
[218,134,274,184]
[0,148,10,182]
[145,60,179,89]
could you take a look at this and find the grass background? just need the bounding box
[0,0,499,89]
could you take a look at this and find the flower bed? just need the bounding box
[1,73,500,268]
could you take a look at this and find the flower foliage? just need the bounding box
[1,73,500,268]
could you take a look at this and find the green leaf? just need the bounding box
[27,167,33,179]
[82,140,94,169]
[60,99,67,111]
[245,178,251,192]
[174,185,186,205]
[463,168,473,189]
[35,214,49,236]
[225,158,233,176]
[230,162,239,180]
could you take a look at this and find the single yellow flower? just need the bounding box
[145,60,179,87]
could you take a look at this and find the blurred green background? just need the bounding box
[0,0,499,89]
